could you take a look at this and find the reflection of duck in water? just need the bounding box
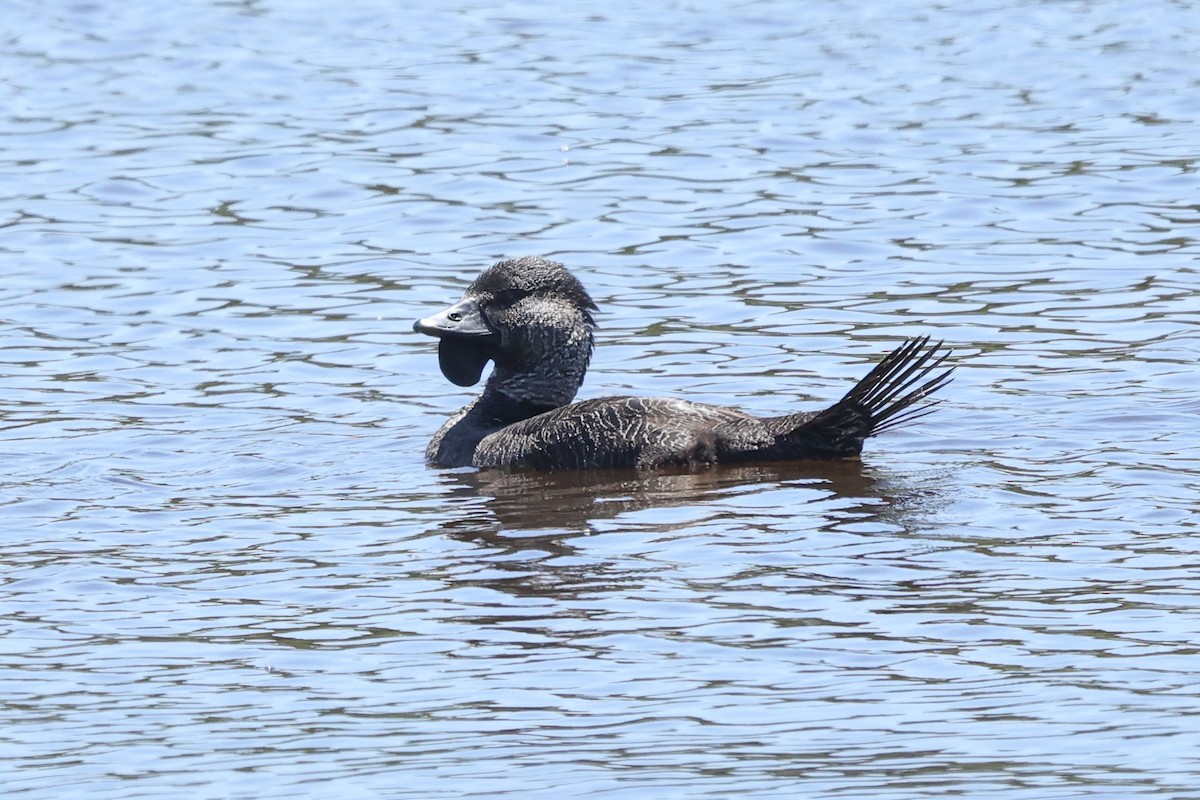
[414,256,953,471]
[441,460,897,534]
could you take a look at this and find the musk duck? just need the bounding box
[414,256,953,470]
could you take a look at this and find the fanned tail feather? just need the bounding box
[846,336,954,435]
[774,337,954,459]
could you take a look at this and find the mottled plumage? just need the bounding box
[414,256,953,471]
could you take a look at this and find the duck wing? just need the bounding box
[473,396,769,470]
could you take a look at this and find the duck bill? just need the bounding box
[413,297,498,387]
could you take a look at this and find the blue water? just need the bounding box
[3,1,1200,798]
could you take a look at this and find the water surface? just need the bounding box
[3,1,1200,798]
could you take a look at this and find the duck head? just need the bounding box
[414,256,598,407]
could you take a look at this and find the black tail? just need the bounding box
[768,337,954,459]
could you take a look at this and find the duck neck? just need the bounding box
[482,360,585,415]
[425,368,583,468]
[479,388,563,423]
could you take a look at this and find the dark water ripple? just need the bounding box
[3,0,1200,798]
